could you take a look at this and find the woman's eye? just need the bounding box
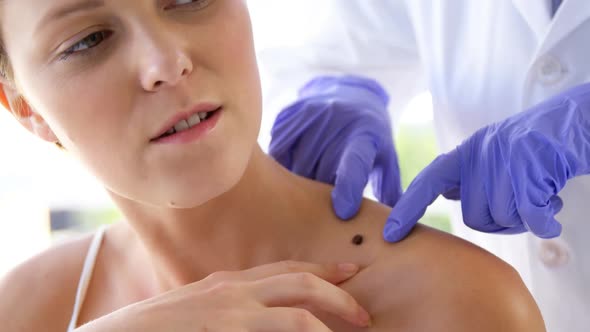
[60,31,112,60]
[165,0,212,10]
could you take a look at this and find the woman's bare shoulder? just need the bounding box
[350,200,546,331]
[0,232,95,332]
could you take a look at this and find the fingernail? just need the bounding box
[358,308,373,327]
[338,263,359,274]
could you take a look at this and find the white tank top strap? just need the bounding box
[67,225,107,332]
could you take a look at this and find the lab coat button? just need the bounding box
[538,239,570,268]
[537,56,565,85]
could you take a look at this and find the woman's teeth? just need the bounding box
[171,112,209,134]
[187,113,201,127]
[174,120,190,132]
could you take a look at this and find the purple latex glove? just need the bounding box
[269,75,402,219]
[385,82,590,242]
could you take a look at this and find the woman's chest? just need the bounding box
[74,253,157,328]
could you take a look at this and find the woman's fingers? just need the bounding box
[197,262,371,330]
[248,307,334,332]
[251,272,372,328]
[88,261,370,331]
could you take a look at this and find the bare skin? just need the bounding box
[0,0,544,331]
[1,154,544,331]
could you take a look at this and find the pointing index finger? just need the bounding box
[384,150,461,242]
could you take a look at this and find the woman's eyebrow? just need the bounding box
[36,0,105,31]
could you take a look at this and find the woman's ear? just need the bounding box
[0,83,59,143]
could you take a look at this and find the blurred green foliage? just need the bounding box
[74,208,122,230]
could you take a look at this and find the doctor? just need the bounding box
[253,0,590,331]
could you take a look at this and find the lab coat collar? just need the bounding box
[510,0,553,42]
[537,0,590,55]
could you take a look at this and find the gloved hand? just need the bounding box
[385,82,590,242]
[269,75,402,219]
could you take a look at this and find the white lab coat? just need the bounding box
[249,1,590,331]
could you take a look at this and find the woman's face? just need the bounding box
[1,0,262,207]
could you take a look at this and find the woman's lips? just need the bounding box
[152,103,222,140]
[150,107,222,144]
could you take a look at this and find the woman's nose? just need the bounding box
[139,37,194,92]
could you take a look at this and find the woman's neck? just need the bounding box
[109,146,332,291]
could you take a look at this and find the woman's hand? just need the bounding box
[76,261,371,331]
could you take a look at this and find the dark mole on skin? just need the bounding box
[352,234,364,246]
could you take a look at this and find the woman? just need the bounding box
[0,1,544,331]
